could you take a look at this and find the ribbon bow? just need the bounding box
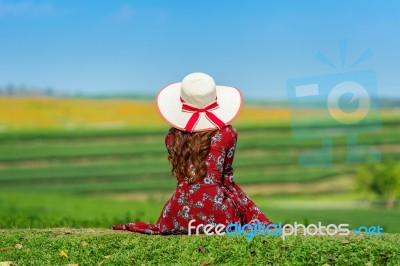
[181,97,226,132]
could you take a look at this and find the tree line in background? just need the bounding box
[1,84,400,107]
[0,84,55,96]
[0,84,153,100]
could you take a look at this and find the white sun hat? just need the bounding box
[156,72,243,132]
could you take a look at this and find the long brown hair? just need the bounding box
[167,127,218,183]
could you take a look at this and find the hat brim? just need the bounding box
[156,82,243,132]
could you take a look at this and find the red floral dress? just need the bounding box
[113,125,273,234]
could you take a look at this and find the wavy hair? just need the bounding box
[167,127,218,184]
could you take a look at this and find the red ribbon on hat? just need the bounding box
[180,97,226,132]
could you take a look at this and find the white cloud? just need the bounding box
[0,1,54,17]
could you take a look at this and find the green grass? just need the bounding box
[0,127,167,142]
[0,192,163,229]
[1,192,399,233]
[0,141,165,161]
[2,129,400,162]
[0,229,399,265]
[0,162,340,189]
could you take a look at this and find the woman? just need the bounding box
[113,72,273,234]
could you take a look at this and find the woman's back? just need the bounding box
[165,125,237,186]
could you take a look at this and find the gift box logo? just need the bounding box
[287,42,381,167]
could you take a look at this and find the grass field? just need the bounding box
[0,229,399,265]
[0,97,399,264]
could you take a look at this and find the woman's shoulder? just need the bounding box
[211,125,237,146]
[219,124,237,135]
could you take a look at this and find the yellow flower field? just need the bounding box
[0,97,290,131]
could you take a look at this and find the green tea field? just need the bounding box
[0,104,399,232]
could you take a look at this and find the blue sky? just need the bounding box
[0,0,399,99]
